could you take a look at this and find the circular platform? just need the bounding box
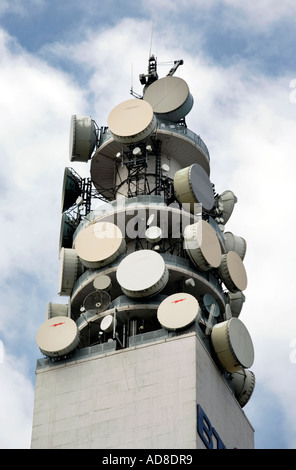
[90,126,210,200]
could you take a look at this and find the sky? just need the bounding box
[0,0,295,449]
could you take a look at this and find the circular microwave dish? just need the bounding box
[224,232,247,260]
[116,250,169,298]
[36,316,80,358]
[211,318,254,372]
[232,369,256,408]
[174,164,215,212]
[74,221,126,269]
[218,251,247,292]
[157,292,200,331]
[107,99,157,144]
[143,76,193,122]
[184,220,222,271]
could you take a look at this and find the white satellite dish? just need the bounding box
[143,76,193,122]
[69,115,96,162]
[232,369,255,408]
[145,226,163,243]
[100,314,116,333]
[211,318,254,373]
[218,251,247,293]
[36,316,80,358]
[174,164,214,212]
[75,221,126,269]
[58,248,84,296]
[184,220,222,271]
[116,250,169,298]
[107,99,157,144]
[224,232,247,260]
[157,293,200,331]
[93,274,112,292]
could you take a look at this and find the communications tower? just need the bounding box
[31,56,255,449]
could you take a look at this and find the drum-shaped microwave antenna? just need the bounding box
[145,226,163,243]
[143,76,193,122]
[100,314,116,333]
[107,99,157,144]
[59,213,77,251]
[93,274,112,292]
[211,318,254,373]
[183,220,222,271]
[157,292,200,331]
[61,167,82,213]
[69,115,96,162]
[224,232,247,260]
[74,221,126,269]
[83,290,111,314]
[217,190,237,224]
[227,291,246,318]
[116,250,169,298]
[46,302,69,320]
[58,248,84,296]
[36,316,80,358]
[218,251,247,293]
[174,164,215,212]
[232,369,255,408]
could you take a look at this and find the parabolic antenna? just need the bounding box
[100,314,116,333]
[69,115,96,162]
[218,251,247,293]
[227,291,246,318]
[224,232,247,260]
[36,316,80,358]
[46,302,69,320]
[232,369,255,408]
[157,292,200,331]
[145,226,163,243]
[74,221,126,269]
[116,250,169,298]
[83,290,111,313]
[217,190,237,224]
[108,99,157,144]
[61,167,82,213]
[58,248,84,296]
[59,213,77,251]
[93,274,112,292]
[143,76,193,122]
[211,318,254,373]
[184,220,222,271]
[203,294,220,318]
[174,164,214,212]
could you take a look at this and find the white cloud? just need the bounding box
[0,353,34,449]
